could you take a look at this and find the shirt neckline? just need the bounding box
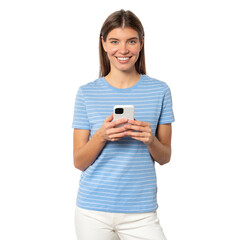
[102,74,144,93]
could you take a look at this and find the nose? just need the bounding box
[119,43,129,54]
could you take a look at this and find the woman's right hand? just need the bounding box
[98,113,133,142]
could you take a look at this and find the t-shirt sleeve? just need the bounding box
[72,87,90,129]
[158,84,175,124]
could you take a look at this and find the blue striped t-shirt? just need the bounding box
[72,74,175,213]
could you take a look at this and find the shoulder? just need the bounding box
[76,77,104,94]
[142,74,169,91]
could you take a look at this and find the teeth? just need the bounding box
[117,57,130,60]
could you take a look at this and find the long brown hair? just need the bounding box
[99,9,146,77]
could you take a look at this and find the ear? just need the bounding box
[101,36,107,52]
[140,36,144,50]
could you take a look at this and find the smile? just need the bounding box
[115,56,132,64]
[115,56,132,60]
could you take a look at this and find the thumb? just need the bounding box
[105,113,113,122]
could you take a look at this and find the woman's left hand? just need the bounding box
[124,119,154,145]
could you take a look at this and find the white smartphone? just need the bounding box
[113,105,134,128]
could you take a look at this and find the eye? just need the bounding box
[129,40,136,44]
[111,40,118,44]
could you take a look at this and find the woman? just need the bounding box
[72,9,175,240]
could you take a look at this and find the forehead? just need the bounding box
[106,27,139,39]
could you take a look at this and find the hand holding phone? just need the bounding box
[98,113,131,142]
[113,105,134,128]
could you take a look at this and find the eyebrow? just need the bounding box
[108,37,138,41]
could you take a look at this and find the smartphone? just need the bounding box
[113,105,134,128]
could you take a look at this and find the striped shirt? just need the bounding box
[72,74,175,213]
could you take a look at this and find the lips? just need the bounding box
[115,56,132,60]
[115,56,132,64]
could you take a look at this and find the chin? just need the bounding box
[117,67,134,73]
[117,64,136,71]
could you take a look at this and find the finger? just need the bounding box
[126,131,149,138]
[110,127,135,138]
[105,113,113,123]
[124,124,144,132]
[108,126,128,134]
[109,118,129,128]
[129,136,146,142]
[124,124,151,133]
[109,131,127,140]
[128,119,150,127]
[110,131,134,141]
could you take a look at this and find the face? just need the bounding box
[101,27,144,73]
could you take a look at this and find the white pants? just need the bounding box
[75,206,167,240]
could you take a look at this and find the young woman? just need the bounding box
[72,9,175,240]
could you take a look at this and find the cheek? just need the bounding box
[107,47,118,56]
[131,46,141,55]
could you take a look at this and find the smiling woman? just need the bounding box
[101,27,144,75]
[99,10,146,80]
[72,9,175,240]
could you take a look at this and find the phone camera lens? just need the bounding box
[115,108,124,114]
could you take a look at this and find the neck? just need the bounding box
[105,69,141,89]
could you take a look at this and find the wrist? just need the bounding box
[95,129,107,144]
[146,134,155,146]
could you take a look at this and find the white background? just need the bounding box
[0,0,239,239]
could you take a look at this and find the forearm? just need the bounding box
[147,134,171,165]
[74,130,106,171]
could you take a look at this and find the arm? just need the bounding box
[73,115,130,171]
[147,123,172,165]
[124,84,174,164]
[124,120,172,165]
[73,129,106,171]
